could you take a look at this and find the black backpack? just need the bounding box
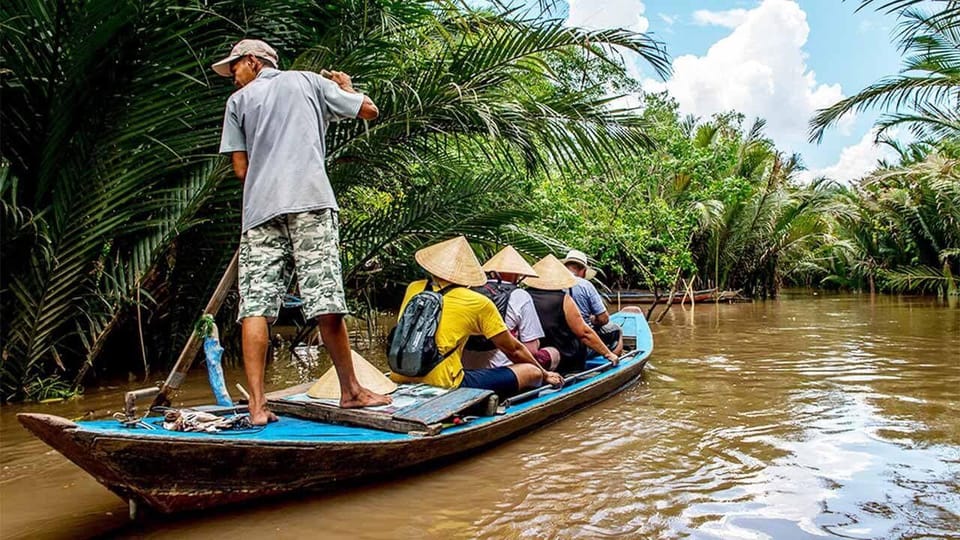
[464,281,517,352]
[387,280,459,377]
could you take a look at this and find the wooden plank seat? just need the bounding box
[392,387,494,425]
[268,398,442,436]
[267,385,495,436]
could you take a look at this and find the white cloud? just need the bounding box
[567,0,649,34]
[796,129,898,184]
[692,8,749,28]
[643,0,854,153]
[658,13,677,26]
[566,0,651,82]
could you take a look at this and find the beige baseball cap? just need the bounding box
[211,39,278,77]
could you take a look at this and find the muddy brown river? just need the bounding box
[1,293,958,539]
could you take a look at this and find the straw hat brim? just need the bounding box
[523,254,578,290]
[482,246,539,277]
[307,350,397,399]
[414,236,487,287]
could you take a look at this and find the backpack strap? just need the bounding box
[428,277,460,359]
[437,282,460,295]
[424,276,459,296]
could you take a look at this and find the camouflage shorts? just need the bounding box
[238,209,347,321]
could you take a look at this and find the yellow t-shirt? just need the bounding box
[389,279,508,388]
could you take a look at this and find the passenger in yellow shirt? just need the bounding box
[389,236,563,396]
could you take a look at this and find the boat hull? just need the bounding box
[17,313,652,514]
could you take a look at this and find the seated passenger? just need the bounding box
[525,255,619,373]
[389,236,563,396]
[561,249,623,355]
[462,246,560,371]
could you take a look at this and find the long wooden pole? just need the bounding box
[150,249,239,409]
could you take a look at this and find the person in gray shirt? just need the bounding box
[213,39,390,423]
[562,249,623,355]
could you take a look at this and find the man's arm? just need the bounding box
[231,151,248,183]
[357,96,379,120]
[564,296,618,364]
[324,70,379,120]
[490,331,562,386]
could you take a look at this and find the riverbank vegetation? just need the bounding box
[1,0,957,401]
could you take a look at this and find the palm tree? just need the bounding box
[809,1,960,142]
[868,152,960,294]
[0,0,669,400]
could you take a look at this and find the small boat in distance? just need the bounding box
[602,288,718,305]
[17,311,653,515]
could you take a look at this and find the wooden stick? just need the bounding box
[502,350,641,408]
[150,249,239,409]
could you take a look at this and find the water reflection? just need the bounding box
[1,294,958,539]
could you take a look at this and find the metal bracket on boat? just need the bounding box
[124,386,160,421]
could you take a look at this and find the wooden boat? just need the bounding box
[17,312,652,515]
[602,288,718,305]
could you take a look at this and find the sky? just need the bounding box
[554,0,907,183]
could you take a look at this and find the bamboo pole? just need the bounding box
[150,249,239,409]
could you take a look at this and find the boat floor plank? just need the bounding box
[393,387,493,425]
[267,398,441,436]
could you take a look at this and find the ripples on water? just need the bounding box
[1,294,958,539]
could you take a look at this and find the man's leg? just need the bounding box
[508,363,544,390]
[238,218,289,425]
[594,322,623,356]
[317,313,392,408]
[241,316,278,424]
[292,210,391,408]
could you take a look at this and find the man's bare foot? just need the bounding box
[340,387,392,409]
[249,408,279,426]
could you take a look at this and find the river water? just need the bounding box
[1,294,958,539]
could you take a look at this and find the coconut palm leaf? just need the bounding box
[810,4,960,142]
[883,264,957,294]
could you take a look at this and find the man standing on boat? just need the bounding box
[561,250,623,355]
[213,39,390,424]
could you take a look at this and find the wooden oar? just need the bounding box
[501,349,642,409]
[149,249,240,409]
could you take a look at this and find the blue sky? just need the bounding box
[557,0,908,182]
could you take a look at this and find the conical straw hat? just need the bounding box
[482,246,539,278]
[414,236,486,287]
[523,254,577,290]
[307,350,397,399]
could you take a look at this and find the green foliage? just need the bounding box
[3,0,953,402]
[811,1,960,142]
[0,0,669,400]
[531,95,836,298]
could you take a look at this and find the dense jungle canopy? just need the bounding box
[1,0,957,401]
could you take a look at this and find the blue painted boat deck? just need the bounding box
[76,313,651,445]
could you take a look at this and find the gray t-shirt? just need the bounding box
[219,68,364,232]
[570,275,607,322]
